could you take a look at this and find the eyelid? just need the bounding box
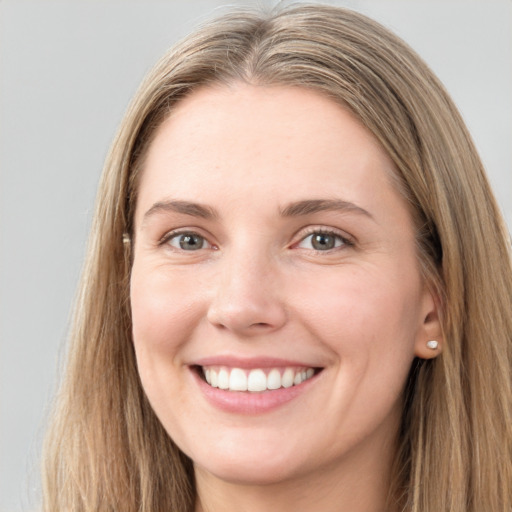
[292,226,355,250]
[156,225,354,252]
[158,228,216,250]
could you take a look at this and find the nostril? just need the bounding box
[206,291,287,334]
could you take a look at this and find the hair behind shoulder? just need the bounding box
[42,4,512,511]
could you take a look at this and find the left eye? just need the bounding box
[166,232,210,251]
[297,232,346,251]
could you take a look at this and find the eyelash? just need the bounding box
[295,228,354,252]
[159,227,354,253]
[159,230,216,251]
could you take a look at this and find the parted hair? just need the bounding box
[42,4,512,511]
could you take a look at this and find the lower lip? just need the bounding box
[191,368,320,414]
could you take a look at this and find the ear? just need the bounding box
[414,285,443,360]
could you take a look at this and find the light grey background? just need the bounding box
[1,1,511,511]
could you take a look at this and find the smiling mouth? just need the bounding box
[196,366,321,392]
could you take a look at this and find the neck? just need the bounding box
[194,437,398,512]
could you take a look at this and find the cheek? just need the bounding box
[129,264,208,430]
[293,264,422,366]
[129,264,209,408]
[130,264,204,353]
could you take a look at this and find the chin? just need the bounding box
[195,458,304,487]
[190,435,311,486]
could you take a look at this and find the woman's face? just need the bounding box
[130,84,440,487]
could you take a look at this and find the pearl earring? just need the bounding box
[426,340,439,350]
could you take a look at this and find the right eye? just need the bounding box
[165,232,212,251]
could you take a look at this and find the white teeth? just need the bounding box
[282,368,294,388]
[202,366,317,392]
[247,369,267,392]
[218,368,229,390]
[210,369,218,388]
[229,368,247,391]
[267,369,281,390]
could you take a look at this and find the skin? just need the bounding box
[130,84,442,512]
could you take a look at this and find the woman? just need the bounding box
[42,4,512,511]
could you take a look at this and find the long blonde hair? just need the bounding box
[43,4,512,511]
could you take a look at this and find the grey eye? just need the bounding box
[298,232,345,251]
[311,233,336,250]
[169,233,206,251]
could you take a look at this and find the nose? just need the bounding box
[206,252,287,336]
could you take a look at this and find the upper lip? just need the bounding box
[192,355,323,369]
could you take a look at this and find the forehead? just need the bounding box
[147,84,388,161]
[135,84,406,227]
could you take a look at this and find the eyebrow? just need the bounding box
[143,200,218,223]
[279,199,373,219]
[142,197,372,225]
